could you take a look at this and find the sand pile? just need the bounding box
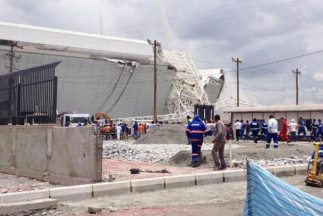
[135,124,214,144]
[135,124,188,144]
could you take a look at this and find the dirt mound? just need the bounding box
[231,143,312,161]
[167,142,313,167]
[135,124,214,144]
[135,124,188,144]
[169,151,191,164]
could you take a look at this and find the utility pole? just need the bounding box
[148,39,161,123]
[232,57,243,107]
[292,68,301,105]
[4,41,23,125]
[5,41,23,72]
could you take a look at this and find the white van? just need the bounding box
[61,113,91,127]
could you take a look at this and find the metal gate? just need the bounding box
[0,62,60,125]
[194,104,214,121]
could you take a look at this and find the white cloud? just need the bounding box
[312,72,323,81]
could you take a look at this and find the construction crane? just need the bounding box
[157,0,171,48]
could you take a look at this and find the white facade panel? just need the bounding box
[0,48,175,118]
[0,22,152,62]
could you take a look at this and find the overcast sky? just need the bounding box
[1,0,323,106]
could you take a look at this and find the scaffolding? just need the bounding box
[163,50,210,118]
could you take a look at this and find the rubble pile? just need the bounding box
[231,155,310,168]
[103,139,312,167]
[135,124,214,144]
[103,141,213,162]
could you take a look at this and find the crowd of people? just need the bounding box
[99,120,158,140]
[232,117,323,144]
[98,120,131,140]
[185,114,323,169]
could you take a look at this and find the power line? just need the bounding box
[110,0,294,36]
[112,0,299,40]
[241,49,323,71]
[225,48,323,74]
[240,82,287,92]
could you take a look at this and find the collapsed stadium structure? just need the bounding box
[0,22,224,119]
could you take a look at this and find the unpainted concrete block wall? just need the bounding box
[0,125,102,185]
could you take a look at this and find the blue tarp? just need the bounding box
[244,162,323,216]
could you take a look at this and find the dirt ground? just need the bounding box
[102,140,313,182]
[0,173,59,194]
[13,175,322,216]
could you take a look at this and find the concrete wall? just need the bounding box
[0,125,102,185]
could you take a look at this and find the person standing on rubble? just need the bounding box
[279,117,289,143]
[266,115,278,148]
[261,121,268,141]
[298,117,307,137]
[288,119,298,142]
[186,114,209,167]
[212,114,226,170]
[233,120,242,141]
[311,119,319,141]
[133,121,138,140]
[250,118,260,144]
[316,119,323,141]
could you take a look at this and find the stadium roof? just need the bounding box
[0,22,152,62]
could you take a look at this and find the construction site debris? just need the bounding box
[129,168,171,174]
[135,124,214,144]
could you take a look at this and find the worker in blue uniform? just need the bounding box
[316,119,323,141]
[311,119,319,141]
[250,118,260,144]
[261,121,268,141]
[186,114,209,167]
[298,117,307,136]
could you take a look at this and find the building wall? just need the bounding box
[0,125,102,185]
[0,47,175,118]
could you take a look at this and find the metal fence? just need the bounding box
[0,62,60,125]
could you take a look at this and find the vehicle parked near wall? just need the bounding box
[61,113,91,127]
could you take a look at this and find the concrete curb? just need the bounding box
[0,189,49,204]
[131,177,164,193]
[164,174,196,189]
[49,184,93,201]
[93,180,131,197]
[0,198,57,215]
[0,164,308,212]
